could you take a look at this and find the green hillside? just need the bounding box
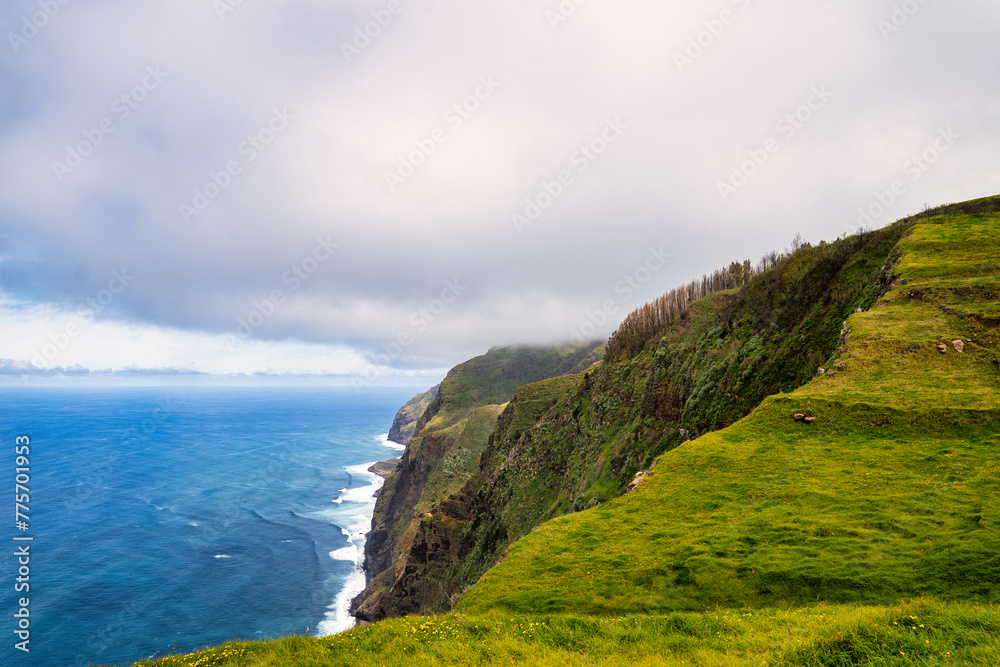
[355,342,605,620]
[462,206,1000,614]
[374,210,923,619]
[124,199,1000,666]
[460,204,1000,644]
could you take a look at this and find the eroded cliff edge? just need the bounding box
[353,342,604,619]
[387,385,439,446]
[356,197,1000,620]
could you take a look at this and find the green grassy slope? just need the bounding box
[131,599,999,666]
[356,342,605,619]
[126,199,1000,666]
[382,215,923,619]
[461,207,1000,617]
[461,400,999,615]
[421,342,606,425]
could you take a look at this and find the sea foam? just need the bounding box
[316,443,396,636]
[377,433,406,452]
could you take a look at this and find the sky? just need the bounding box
[0,0,998,385]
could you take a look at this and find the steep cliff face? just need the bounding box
[370,216,925,617]
[460,199,1000,617]
[157,195,1000,667]
[353,342,604,620]
[387,385,439,445]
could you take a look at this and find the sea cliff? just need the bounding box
[355,200,971,619]
[352,342,604,620]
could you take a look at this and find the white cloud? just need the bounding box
[1,0,998,378]
[0,291,408,378]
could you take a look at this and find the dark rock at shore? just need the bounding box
[369,459,401,478]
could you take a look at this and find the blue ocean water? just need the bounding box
[0,386,415,667]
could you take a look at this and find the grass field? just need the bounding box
[459,210,1000,616]
[119,207,1000,666]
[131,599,999,666]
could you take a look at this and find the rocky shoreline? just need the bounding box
[367,458,400,479]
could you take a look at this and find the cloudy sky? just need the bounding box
[0,0,997,384]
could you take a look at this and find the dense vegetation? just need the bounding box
[122,195,1000,666]
[606,257,761,360]
[354,342,605,620]
[373,211,923,619]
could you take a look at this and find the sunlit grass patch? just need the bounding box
[125,600,999,666]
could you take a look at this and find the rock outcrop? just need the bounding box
[387,385,439,445]
[368,459,400,478]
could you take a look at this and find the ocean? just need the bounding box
[0,386,415,667]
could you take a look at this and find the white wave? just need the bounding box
[315,461,388,637]
[188,522,199,527]
[343,463,383,516]
[339,485,377,504]
[376,433,405,452]
[317,540,368,636]
[330,546,357,562]
[214,554,232,559]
